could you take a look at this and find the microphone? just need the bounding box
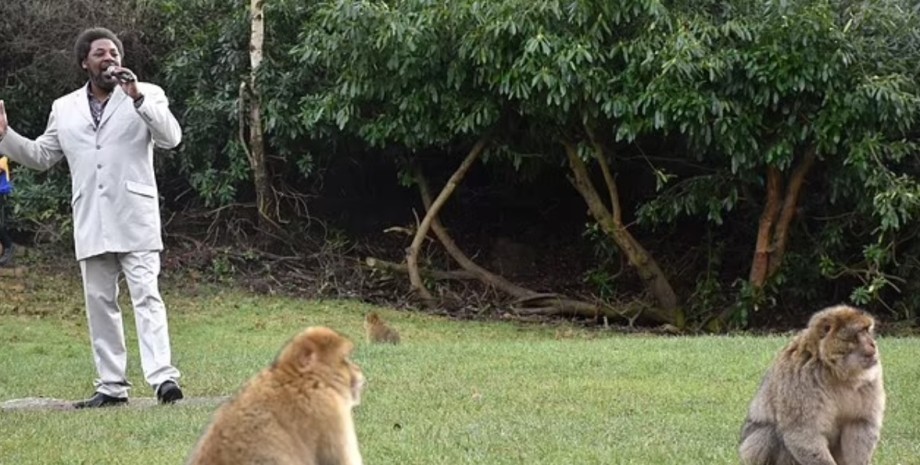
[104,66,136,83]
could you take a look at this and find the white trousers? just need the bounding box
[79,251,180,398]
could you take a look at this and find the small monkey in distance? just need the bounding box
[739,305,885,465]
[364,312,400,344]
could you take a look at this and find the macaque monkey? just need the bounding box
[739,305,885,465]
[364,312,400,344]
[185,327,365,465]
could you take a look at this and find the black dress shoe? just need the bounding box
[72,392,128,409]
[156,380,184,404]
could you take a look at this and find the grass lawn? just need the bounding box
[1,265,918,464]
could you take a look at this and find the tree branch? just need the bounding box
[768,148,816,276]
[749,166,782,287]
[416,168,535,299]
[584,124,622,224]
[406,136,489,301]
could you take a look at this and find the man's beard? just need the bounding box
[90,71,117,92]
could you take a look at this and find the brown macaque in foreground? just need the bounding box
[740,305,885,465]
[186,327,365,465]
[364,311,401,344]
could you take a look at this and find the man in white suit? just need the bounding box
[0,27,183,408]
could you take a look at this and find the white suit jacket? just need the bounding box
[0,83,181,260]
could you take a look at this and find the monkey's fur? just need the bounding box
[739,305,885,465]
[185,327,365,465]
[364,312,400,344]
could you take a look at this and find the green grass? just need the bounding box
[1,272,919,464]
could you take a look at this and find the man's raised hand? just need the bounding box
[0,100,8,138]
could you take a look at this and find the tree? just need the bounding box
[158,0,322,221]
[636,0,920,322]
[295,0,684,325]
[244,0,277,228]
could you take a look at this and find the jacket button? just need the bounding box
[97,164,102,169]
[96,145,101,150]
[98,184,103,189]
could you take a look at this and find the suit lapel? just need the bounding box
[75,84,94,127]
[98,87,127,130]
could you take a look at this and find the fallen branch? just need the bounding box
[512,295,650,324]
[365,257,478,281]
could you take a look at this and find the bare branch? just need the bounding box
[406,136,489,301]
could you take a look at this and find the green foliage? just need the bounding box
[634,0,920,311]
[581,222,624,300]
[291,0,920,315]
[4,0,920,319]
[686,236,731,324]
[156,0,251,206]
[7,168,72,243]
[294,0,676,154]
[639,174,741,226]
[295,0,500,148]
[157,0,328,207]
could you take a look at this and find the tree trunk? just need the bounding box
[749,149,817,289]
[405,136,490,301]
[768,148,816,276]
[563,142,682,326]
[749,167,782,287]
[247,0,275,228]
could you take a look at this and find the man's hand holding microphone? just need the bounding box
[104,65,143,102]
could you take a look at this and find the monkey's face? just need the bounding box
[846,326,879,369]
[831,319,879,372]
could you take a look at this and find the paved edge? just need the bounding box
[1,396,230,412]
